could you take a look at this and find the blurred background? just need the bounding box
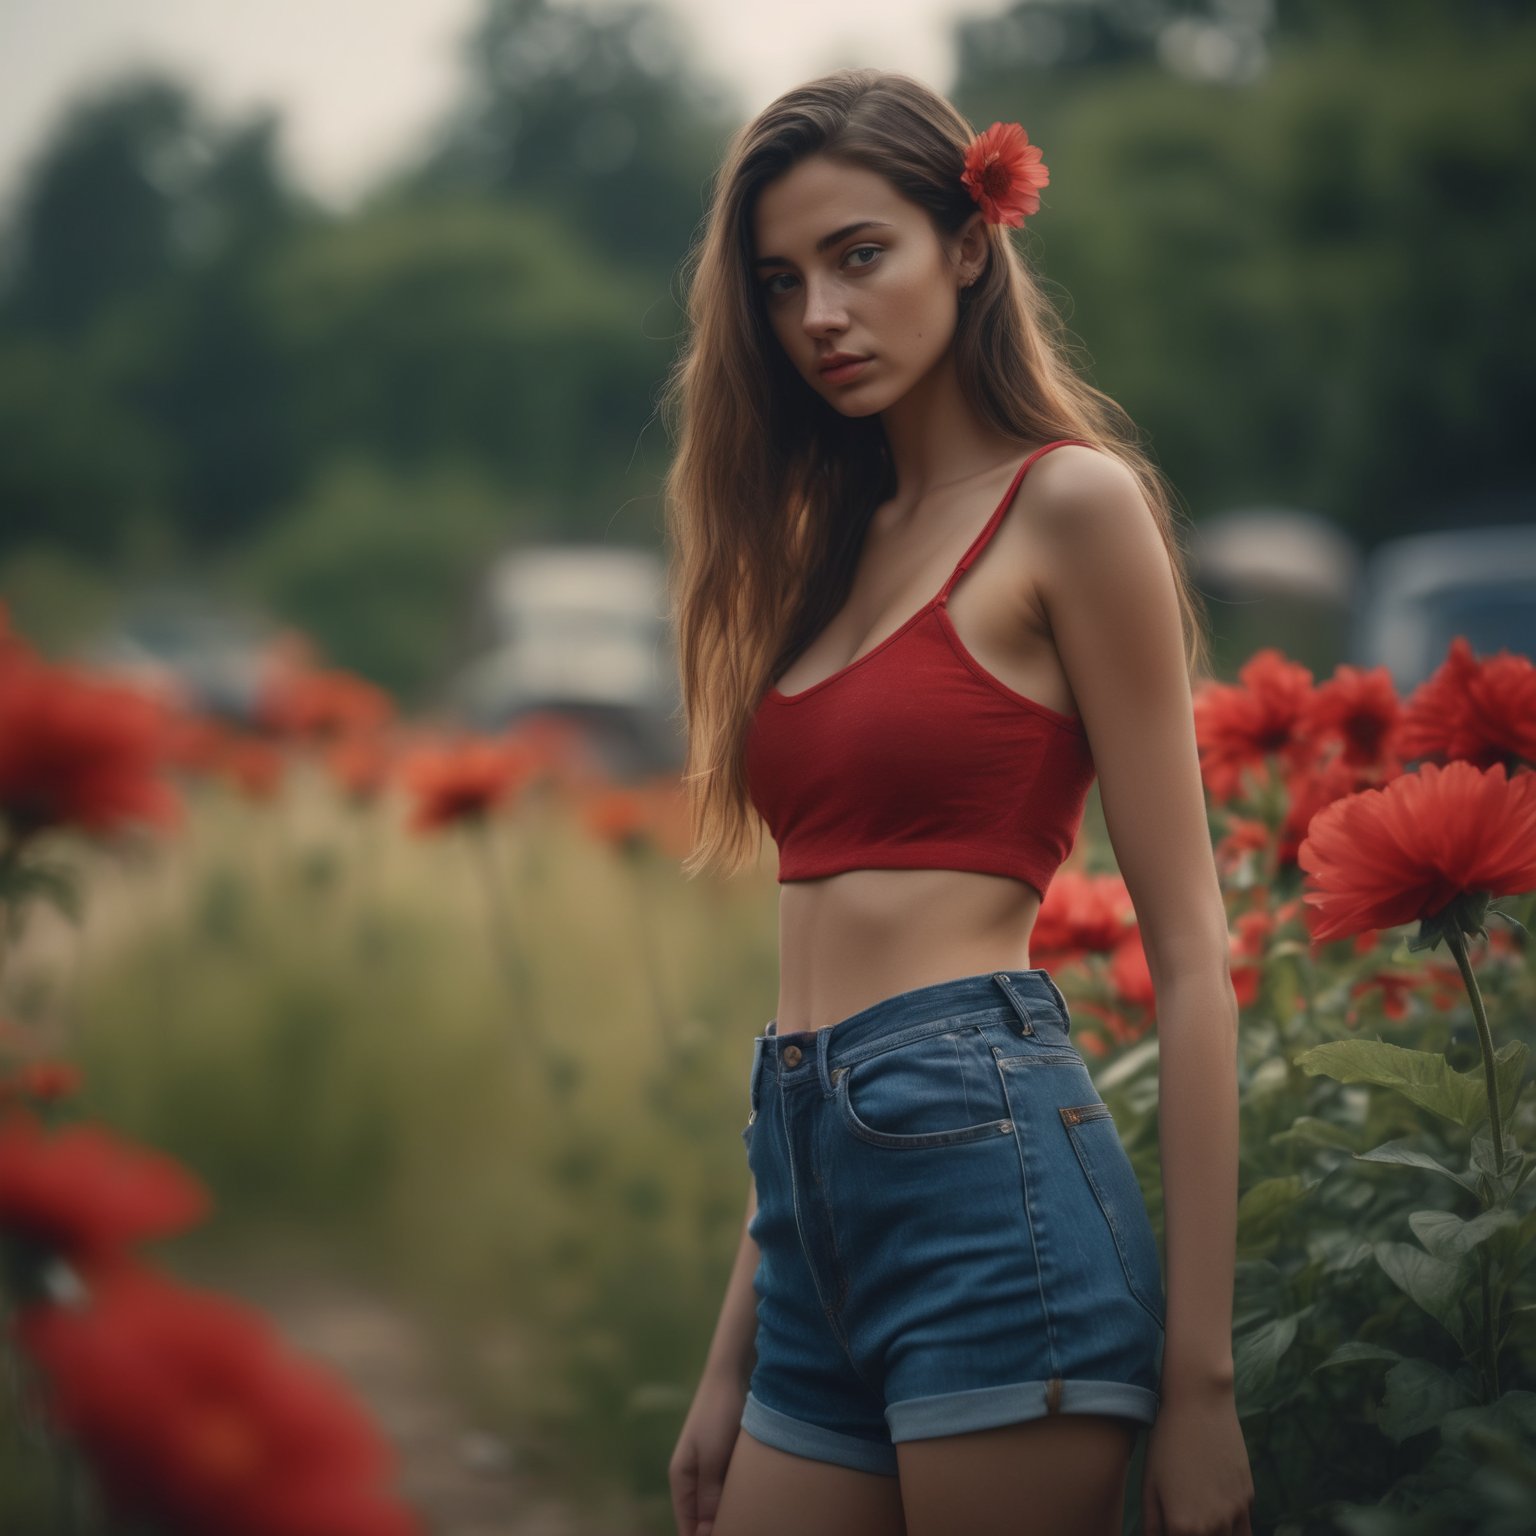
[0,1,1533,1532]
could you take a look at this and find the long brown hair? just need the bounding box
[659,68,1210,880]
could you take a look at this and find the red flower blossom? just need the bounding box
[1296,759,1536,943]
[960,121,1049,227]
[0,1059,83,1106]
[12,1263,421,1536]
[400,737,538,833]
[222,735,287,801]
[259,669,394,743]
[1031,868,1137,959]
[1192,648,1317,804]
[1277,750,1395,869]
[1302,663,1404,769]
[580,786,654,851]
[0,1113,210,1263]
[0,653,182,839]
[1398,636,1536,770]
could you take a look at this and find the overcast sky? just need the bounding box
[0,0,982,217]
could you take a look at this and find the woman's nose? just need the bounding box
[799,277,846,334]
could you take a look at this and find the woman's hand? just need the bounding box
[669,1368,749,1536]
[1142,1377,1255,1536]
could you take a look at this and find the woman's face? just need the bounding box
[750,153,985,417]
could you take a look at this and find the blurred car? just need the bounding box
[1349,524,1536,693]
[450,545,682,778]
[1191,508,1361,680]
[81,589,281,724]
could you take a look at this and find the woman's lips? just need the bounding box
[821,357,871,385]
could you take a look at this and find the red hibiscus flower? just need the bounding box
[1296,759,1536,944]
[0,1113,210,1264]
[12,1263,421,1536]
[960,121,1049,227]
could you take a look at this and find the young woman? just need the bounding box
[662,70,1253,1536]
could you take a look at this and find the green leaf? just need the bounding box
[1353,1139,1480,1195]
[1376,1358,1478,1443]
[1408,1207,1520,1261]
[1269,1115,1364,1153]
[1294,1038,1524,1131]
[1437,1389,1536,1455]
[1235,1174,1317,1248]
[1305,1227,1375,1271]
[1373,1240,1467,1349]
[1313,1340,1405,1371]
[1232,1312,1300,1402]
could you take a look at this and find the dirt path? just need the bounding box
[192,1254,649,1536]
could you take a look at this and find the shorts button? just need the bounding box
[782,1044,803,1067]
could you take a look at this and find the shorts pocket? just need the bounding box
[1060,1102,1166,1329]
[834,1027,1014,1149]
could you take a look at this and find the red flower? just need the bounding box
[1277,750,1394,870]
[0,653,182,839]
[960,121,1049,227]
[1302,663,1404,769]
[579,786,655,851]
[0,1113,210,1263]
[0,1059,83,1106]
[218,735,286,801]
[259,669,394,743]
[1031,868,1137,959]
[1398,636,1536,770]
[1296,759,1536,943]
[1192,648,1316,804]
[13,1263,421,1536]
[400,737,537,832]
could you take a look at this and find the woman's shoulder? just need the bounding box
[1018,441,1147,535]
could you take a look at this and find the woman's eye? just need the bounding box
[761,246,884,298]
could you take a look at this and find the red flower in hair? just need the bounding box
[960,121,1049,227]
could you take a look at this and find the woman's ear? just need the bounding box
[951,210,989,287]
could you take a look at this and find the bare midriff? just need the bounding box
[772,869,1045,1034]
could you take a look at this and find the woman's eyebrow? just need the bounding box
[752,220,895,269]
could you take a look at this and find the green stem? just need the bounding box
[467,820,543,1053]
[1444,928,1503,1176]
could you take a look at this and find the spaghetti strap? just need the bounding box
[936,438,1096,603]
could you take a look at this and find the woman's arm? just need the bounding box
[1028,443,1251,1534]
[1026,445,1239,1392]
[700,1180,760,1389]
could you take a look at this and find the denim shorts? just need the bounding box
[737,968,1165,1478]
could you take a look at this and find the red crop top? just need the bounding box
[744,439,1098,900]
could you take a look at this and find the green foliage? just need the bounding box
[223,453,516,703]
[1295,1036,1529,1131]
[954,14,1536,530]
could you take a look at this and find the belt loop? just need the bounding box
[991,972,1036,1036]
[816,1026,834,1095]
[1041,974,1072,1028]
